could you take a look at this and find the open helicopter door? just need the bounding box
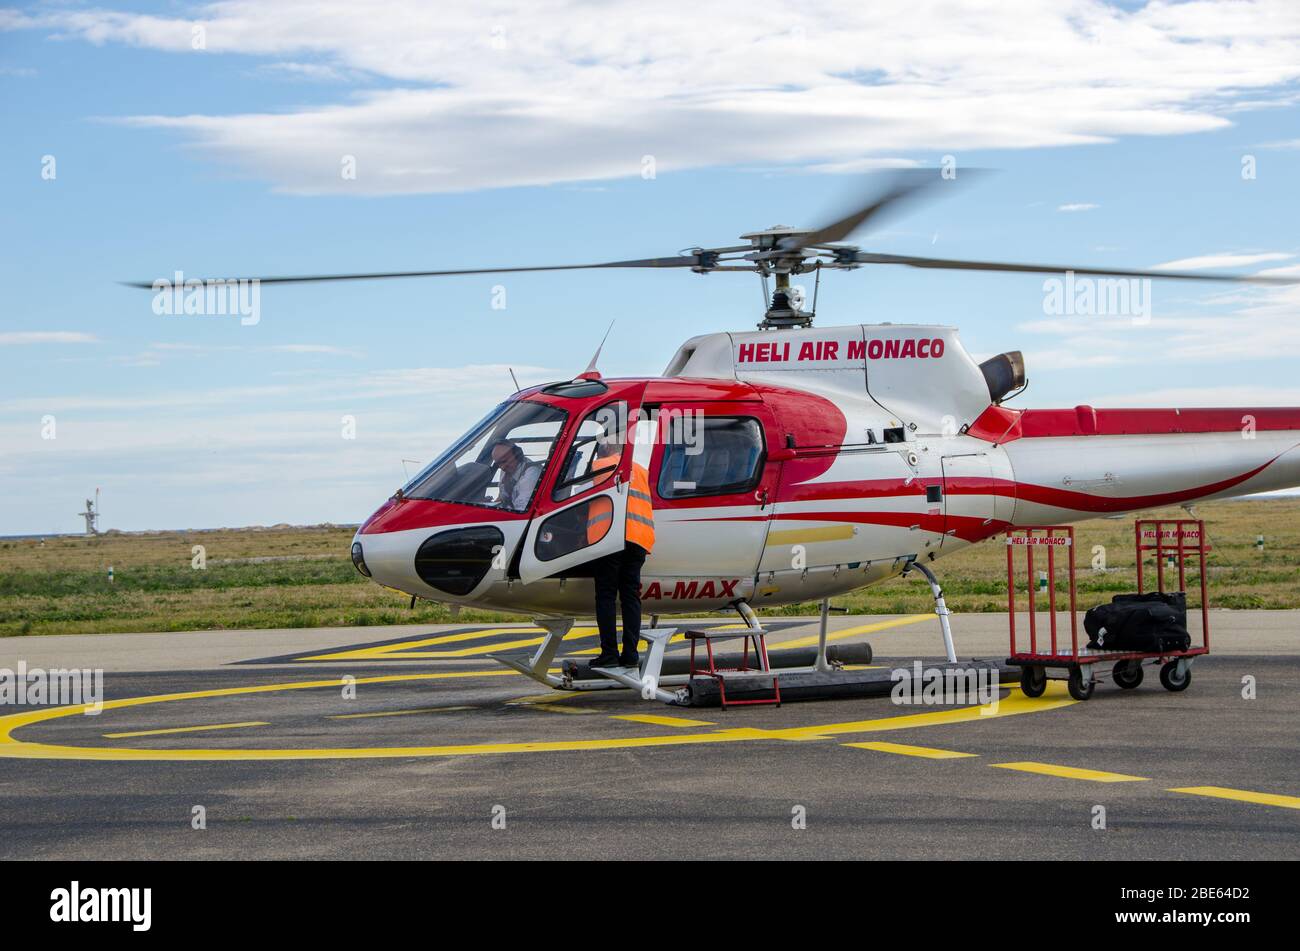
[516,407,654,584]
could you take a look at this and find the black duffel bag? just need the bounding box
[1085,591,1190,652]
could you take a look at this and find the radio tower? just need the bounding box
[78,488,100,536]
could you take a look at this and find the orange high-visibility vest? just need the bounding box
[585,495,614,545]
[625,462,655,553]
[586,452,621,544]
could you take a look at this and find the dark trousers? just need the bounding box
[592,542,647,656]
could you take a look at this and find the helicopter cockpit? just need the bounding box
[401,400,568,513]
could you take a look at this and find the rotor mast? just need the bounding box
[740,225,820,330]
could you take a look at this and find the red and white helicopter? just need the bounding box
[143,173,1300,698]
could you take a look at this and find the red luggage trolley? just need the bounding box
[1005,521,1210,700]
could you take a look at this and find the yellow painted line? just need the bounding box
[777,614,935,650]
[613,714,717,728]
[299,626,545,661]
[1168,786,1300,810]
[570,631,689,656]
[568,623,751,656]
[529,704,600,715]
[992,761,1149,783]
[104,721,268,739]
[0,675,1073,762]
[765,525,856,546]
[439,627,597,658]
[329,706,475,720]
[844,741,976,759]
[507,691,588,706]
[757,683,1076,741]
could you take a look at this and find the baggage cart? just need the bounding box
[1005,521,1210,700]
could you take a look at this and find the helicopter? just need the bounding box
[129,171,1300,695]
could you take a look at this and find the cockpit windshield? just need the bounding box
[404,401,568,513]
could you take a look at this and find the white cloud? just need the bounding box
[0,331,98,345]
[1016,276,1300,369]
[1153,252,1293,270]
[1091,384,1300,406]
[0,363,560,417]
[1057,203,1098,212]
[9,1,1300,194]
[268,343,363,357]
[0,362,566,529]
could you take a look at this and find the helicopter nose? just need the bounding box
[352,499,515,600]
[411,525,505,596]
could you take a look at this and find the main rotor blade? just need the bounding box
[851,251,1300,285]
[778,169,966,252]
[120,256,705,289]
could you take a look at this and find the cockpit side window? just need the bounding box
[405,401,568,512]
[552,401,628,501]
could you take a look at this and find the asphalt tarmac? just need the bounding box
[0,612,1295,860]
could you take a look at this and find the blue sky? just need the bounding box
[2,1,1299,535]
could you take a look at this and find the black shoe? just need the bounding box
[619,651,640,668]
[591,653,621,668]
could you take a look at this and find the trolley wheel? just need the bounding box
[1020,665,1047,698]
[1159,660,1191,692]
[1113,659,1144,689]
[1067,666,1094,701]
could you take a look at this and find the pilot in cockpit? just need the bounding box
[491,440,541,511]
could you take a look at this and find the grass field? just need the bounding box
[2,498,1298,636]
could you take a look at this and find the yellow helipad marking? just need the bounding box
[613,714,717,728]
[765,525,856,545]
[0,676,1072,762]
[103,721,268,738]
[298,627,544,661]
[844,741,976,759]
[1169,786,1300,810]
[755,685,1075,742]
[328,706,476,720]
[568,624,751,655]
[440,628,599,658]
[993,761,1148,783]
[777,614,935,650]
[299,627,598,662]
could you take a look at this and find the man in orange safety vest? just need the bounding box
[588,437,655,668]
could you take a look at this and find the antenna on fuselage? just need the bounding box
[508,367,521,392]
[581,320,615,377]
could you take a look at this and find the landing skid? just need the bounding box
[487,581,958,705]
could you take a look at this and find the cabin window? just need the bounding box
[535,495,614,561]
[553,401,628,501]
[657,416,765,499]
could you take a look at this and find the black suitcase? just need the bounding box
[1085,592,1190,652]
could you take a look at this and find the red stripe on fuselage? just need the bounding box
[969,405,1300,444]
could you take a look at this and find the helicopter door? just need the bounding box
[647,403,779,581]
[516,410,652,584]
[940,451,1011,548]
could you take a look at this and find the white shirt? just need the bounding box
[501,463,541,510]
